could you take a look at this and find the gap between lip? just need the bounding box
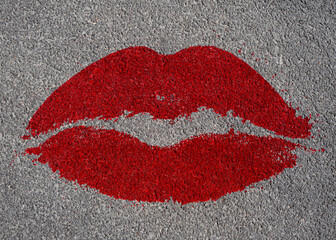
[22,108,312,149]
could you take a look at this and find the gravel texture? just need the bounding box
[0,0,335,239]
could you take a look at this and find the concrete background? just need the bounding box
[0,0,335,239]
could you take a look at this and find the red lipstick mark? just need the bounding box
[24,46,312,204]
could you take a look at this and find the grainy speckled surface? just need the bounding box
[1,0,335,239]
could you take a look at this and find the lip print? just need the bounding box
[24,46,312,204]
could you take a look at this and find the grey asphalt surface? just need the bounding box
[0,0,335,239]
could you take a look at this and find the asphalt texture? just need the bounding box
[0,0,335,239]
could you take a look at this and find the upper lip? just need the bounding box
[24,46,311,139]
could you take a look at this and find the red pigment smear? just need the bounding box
[26,127,299,204]
[21,135,31,140]
[24,46,311,139]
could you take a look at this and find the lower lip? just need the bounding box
[26,126,299,204]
